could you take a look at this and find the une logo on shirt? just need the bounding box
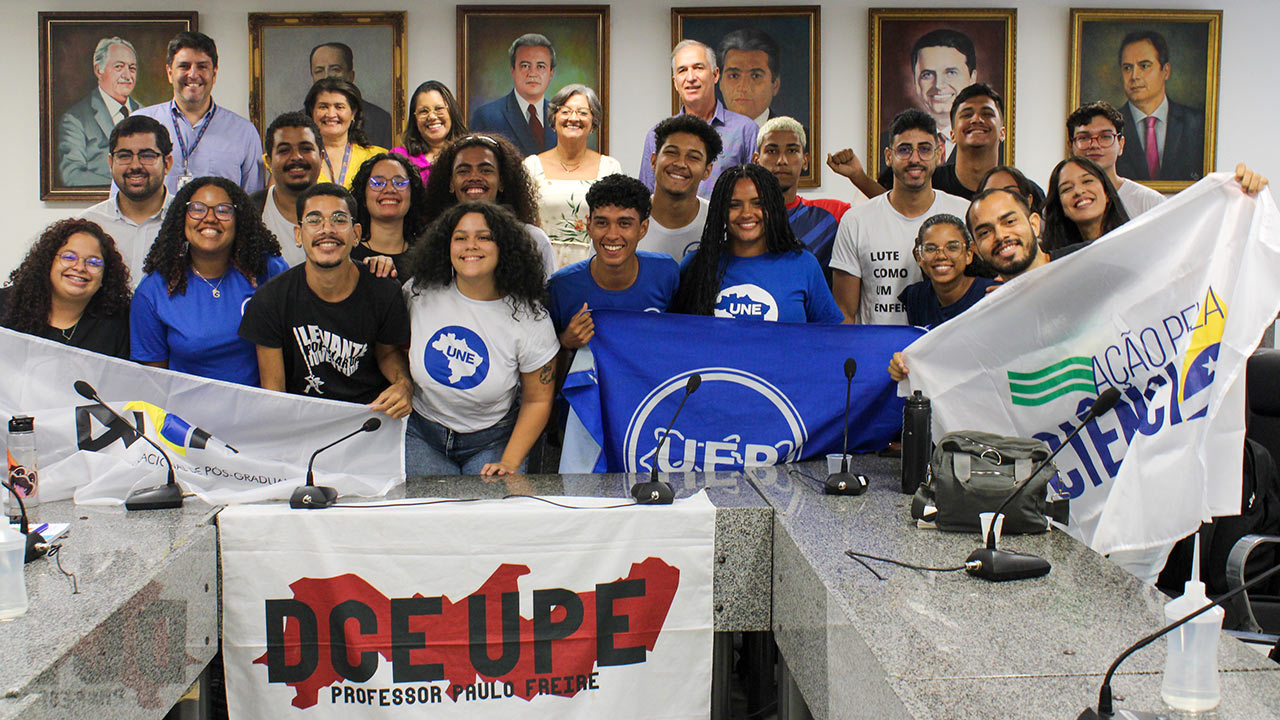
[714,284,778,321]
[425,326,490,389]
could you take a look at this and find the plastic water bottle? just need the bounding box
[1160,537,1222,711]
[6,415,37,521]
[0,522,28,619]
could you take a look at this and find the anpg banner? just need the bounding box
[567,310,922,473]
[903,174,1280,556]
[219,493,716,719]
[0,329,403,505]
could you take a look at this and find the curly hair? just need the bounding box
[2,219,131,334]
[401,81,467,156]
[653,114,723,166]
[586,173,651,220]
[1040,156,1130,251]
[143,176,283,296]
[350,152,430,244]
[407,201,548,320]
[672,164,800,316]
[422,134,540,227]
[304,77,370,148]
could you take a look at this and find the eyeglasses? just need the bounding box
[110,149,163,166]
[1072,132,1118,149]
[415,105,449,119]
[916,241,967,258]
[300,211,353,231]
[369,175,411,191]
[892,143,936,160]
[56,251,105,273]
[186,201,236,222]
[555,108,592,120]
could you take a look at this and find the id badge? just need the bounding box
[176,173,194,190]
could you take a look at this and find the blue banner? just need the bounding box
[563,311,924,473]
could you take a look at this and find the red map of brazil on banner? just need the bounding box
[254,557,682,709]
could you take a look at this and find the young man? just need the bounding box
[929,83,1040,203]
[80,115,172,286]
[829,109,969,325]
[898,213,994,330]
[251,111,323,266]
[645,115,722,262]
[133,31,265,194]
[239,183,411,417]
[548,174,679,349]
[1067,101,1165,218]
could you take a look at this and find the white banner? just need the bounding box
[904,174,1280,555]
[0,329,403,505]
[219,493,716,719]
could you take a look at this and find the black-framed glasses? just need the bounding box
[56,251,105,273]
[369,175,411,191]
[1072,132,1118,149]
[186,201,236,222]
[916,241,967,258]
[892,143,936,160]
[300,211,353,231]
[110,149,163,166]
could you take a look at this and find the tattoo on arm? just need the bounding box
[538,360,554,385]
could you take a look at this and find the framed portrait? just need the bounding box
[1069,9,1221,193]
[868,8,1017,181]
[457,5,610,157]
[248,12,407,152]
[38,11,198,202]
[673,6,821,188]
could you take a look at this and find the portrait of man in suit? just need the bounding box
[716,28,781,128]
[308,42,394,149]
[58,37,142,187]
[1114,30,1205,183]
[469,33,559,157]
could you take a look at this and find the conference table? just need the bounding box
[6,460,1280,719]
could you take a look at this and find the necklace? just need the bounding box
[193,268,226,298]
[59,321,78,342]
[556,151,584,173]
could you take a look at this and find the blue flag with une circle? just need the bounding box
[563,310,924,473]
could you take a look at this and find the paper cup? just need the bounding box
[826,453,851,474]
[979,512,1005,547]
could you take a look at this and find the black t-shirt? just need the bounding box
[351,242,412,285]
[238,264,410,404]
[898,277,996,329]
[0,287,130,359]
[881,163,1046,209]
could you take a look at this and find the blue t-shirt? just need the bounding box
[680,249,844,324]
[546,251,680,333]
[131,256,290,385]
[898,276,995,330]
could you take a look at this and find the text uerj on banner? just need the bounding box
[219,492,716,719]
[902,173,1280,556]
[0,329,404,505]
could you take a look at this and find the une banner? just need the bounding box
[219,493,716,719]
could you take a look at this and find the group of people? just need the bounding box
[5,30,1270,479]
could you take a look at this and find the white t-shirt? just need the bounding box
[1116,178,1166,219]
[524,223,558,281]
[262,186,306,267]
[405,283,559,433]
[829,190,969,325]
[643,197,709,262]
[80,191,172,288]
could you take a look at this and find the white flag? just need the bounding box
[904,173,1280,555]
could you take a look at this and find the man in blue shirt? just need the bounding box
[133,32,265,195]
[638,40,756,198]
[548,174,679,348]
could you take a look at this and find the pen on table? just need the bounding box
[33,523,48,535]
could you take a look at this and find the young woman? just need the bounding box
[350,153,430,282]
[0,218,131,358]
[391,80,466,184]
[304,78,387,189]
[1040,156,1130,252]
[977,165,1043,214]
[522,85,622,268]
[898,214,995,330]
[130,176,287,385]
[403,202,558,476]
[672,164,844,324]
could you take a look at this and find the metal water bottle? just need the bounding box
[901,392,931,494]
[7,415,38,521]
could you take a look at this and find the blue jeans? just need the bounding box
[404,408,522,476]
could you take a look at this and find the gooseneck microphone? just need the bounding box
[74,380,183,511]
[290,418,382,509]
[1,477,46,562]
[966,387,1122,582]
[825,358,867,496]
[632,374,702,505]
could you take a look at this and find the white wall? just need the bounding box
[7,0,1273,276]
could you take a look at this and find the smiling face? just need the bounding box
[111,131,171,202]
[298,194,358,269]
[588,204,648,268]
[511,45,553,104]
[165,48,216,108]
[913,46,975,126]
[914,223,972,284]
[50,232,105,305]
[753,130,807,195]
[95,43,137,105]
[413,89,452,147]
[672,44,719,112]
[450,212,499,281]
[269,126,321,192]
[1120,39,1169,110]
[366,159,411,223]
[1069,115,1124,173]
[311,91,354,143]
[449,145,502,203]
[726,178,765,255]
[885,128,939,191]
[184,184,236,260]
[951,95,1005,150]
[553,93,593,138]
[720,49,778,120]
[651,131,711,197]
[1056,161,1107,227]
[969,191,1042,278]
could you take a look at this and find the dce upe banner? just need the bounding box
[219,493,716,719]
[904,174,1280,556]
[568,310,923,473]
[0,329,402,505]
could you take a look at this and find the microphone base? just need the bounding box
[965,547,1051,582]
[290,485,338,509]
[125,483,184,511]
[824,472,867,496]
[631,480,674,505]
[24,530,47,563]
[1077,708,1169,719]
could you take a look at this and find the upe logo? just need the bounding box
[624,368,806,472]
[426,326,489,389]
[715,284,777,321]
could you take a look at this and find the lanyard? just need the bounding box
[170,102,217,175]
[321,143,353,186]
